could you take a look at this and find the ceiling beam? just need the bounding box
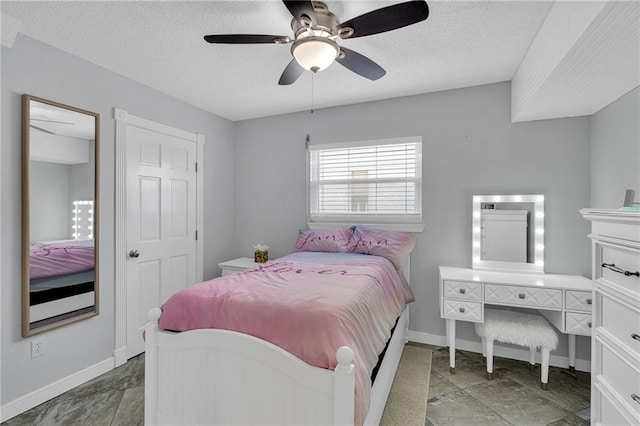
[511,1,639,123]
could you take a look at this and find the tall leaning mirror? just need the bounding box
[22,94,100,337]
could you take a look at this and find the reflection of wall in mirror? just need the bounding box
[30,160,70,242]
[481,208,529,263]
[29,130,94,243]
[69,141,95,204]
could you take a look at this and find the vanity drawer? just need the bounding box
[443,280,482,301]
[484,284,562,309]
[565,312,592,335]
[565,290,592,312]
[442,299,482,322]
[598,341,640,417]
[598,244,640,295]
[600,292,640,354]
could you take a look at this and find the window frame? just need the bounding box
[306,136,423,227]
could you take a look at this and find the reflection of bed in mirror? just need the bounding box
[29,239,95,328]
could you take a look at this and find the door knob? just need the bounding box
[129,249,140,258]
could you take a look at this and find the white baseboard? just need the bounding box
[1,357,114,423]
[407,330,591,372]
[113,346,128,367]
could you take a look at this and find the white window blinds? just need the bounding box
[308,137,422,223]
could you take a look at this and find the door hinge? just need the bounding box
[195,230,198,241]
[195,162,198,172]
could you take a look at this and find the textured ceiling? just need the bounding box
[2,1,555,121]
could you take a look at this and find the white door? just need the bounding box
[126,125,197,358]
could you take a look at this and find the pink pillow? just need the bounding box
[348,226,416,270]
[294,228,353,253]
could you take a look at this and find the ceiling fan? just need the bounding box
[204,0,429,85]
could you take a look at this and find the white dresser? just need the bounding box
[439,266,592,373]
[581,209,640,425]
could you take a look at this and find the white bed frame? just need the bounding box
[144,259,411,426]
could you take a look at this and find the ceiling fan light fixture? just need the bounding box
[291,37,339,73]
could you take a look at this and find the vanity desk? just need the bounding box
[439,266,593,373]
[442,193,594,375]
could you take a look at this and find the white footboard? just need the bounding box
[144,308,356,425]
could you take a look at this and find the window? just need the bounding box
[308,137,422,223]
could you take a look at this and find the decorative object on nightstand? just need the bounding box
[581,208,640,425]
[218,257,261,276]
[253,244,269,263]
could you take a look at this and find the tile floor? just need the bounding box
[3,354,145,426]
[427,347,591,426]
[3,347,590,425]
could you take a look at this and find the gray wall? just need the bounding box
[1,36,235,405]
[590,87,640,208]
[234,82,593,359]
[29,161,71,242]
[68,141,96,207]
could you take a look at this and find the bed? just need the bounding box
[144,226,416,426]
[29,239,95,325]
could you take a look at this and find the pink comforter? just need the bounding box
[30,239,95,280]
[159,251,415,425]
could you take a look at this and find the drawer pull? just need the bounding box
[588,321,592,328]
[632,333,640,342]
[459,288,466,294]
[602,263,640,277]
[632,394,640,405]
[518,293,525,299]
[459,307,466,313]
[586,298,592,305]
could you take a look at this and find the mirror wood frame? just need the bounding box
[22,94,100,337]
[472,194,545,273]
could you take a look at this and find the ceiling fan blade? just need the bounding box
[337,0,429,39]
[204,34,289,44]
[282,1,317,25]
[278,59,305,85]
[336,47,386,81]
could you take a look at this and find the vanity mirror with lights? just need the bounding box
[472,194,544,273]
[439,193,593,376]
[22,94,99,336]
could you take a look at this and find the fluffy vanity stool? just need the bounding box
[475,308,558,390]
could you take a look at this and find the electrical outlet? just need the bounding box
[31,338,45,358]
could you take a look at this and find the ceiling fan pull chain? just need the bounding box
[310,73,315,114]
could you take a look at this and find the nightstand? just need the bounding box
[218,257,261,276]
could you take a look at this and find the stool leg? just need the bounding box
[541,347,550,390]
[481,336,487,364]
[486,339,494,380]
[529,346,536,372]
